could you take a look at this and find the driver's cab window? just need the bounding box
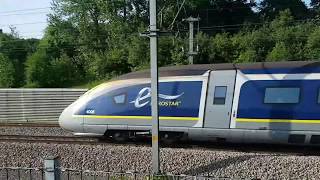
[113,93,127,105]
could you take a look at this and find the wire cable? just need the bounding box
[0,21,47,27]
[0,11,50,17]
[0,7,51,14]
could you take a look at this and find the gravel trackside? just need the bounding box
[0,127,73,136]
[0,142,319,179]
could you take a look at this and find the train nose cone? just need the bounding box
[59,104,83,133]
[59,106,73,131]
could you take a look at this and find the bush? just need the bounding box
[49,53,80,87]
[25,49,51,87]
[306,27,320,59]
[266,42,292,61]
[0,54,15,87]
[25,49,80,87]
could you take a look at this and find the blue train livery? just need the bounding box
[60,62,320,145]
[75,81,203,119]
[237,80,320,120]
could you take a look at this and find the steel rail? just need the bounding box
[0,134,318,156]
[0,135,100,144]
[0,123,59,127]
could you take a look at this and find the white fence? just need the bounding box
[0,89,87,124]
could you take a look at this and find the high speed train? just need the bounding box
[59,61,320,145]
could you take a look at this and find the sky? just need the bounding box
[0,0,313,39]
[0,0,52,39]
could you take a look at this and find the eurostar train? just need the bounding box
[59,61,320,145]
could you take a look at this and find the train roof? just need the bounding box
[114,61,320,80]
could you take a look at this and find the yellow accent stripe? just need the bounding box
[73,115,199,121]
[152,135,159,142]
[236,118,320,124]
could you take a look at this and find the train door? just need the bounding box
[204,70,236,128]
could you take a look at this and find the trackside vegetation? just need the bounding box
[1,0,320,88]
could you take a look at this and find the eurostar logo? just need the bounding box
[130,87,184,108]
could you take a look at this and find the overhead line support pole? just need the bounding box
[149,0,160,175]
[184,17,200,64]
[189,20,194,64]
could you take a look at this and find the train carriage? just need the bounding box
[59,61,320,145]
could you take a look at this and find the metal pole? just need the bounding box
[149,0,160,175]
[184,17,200,64]
[188,20,194,64]
[44,156,60,180]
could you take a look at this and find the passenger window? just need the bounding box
[113,94,127,104]
[213,86,227,105]
[264,88,300,104]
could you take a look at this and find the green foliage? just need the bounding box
[25,39,81,88]
[267,42,292,61]
[237,49,259,63]
[49,53,79,87]
[0,54,15,87]
[186,0,257,29]
[158,37,176,66]
[194,32,211,64]
[306,27,320,59]
[260,0,309,20]
[25,49,50,87]
[127,35,149,70]
[170,37,188,65]
[4,1,320,88]
[270,9,294,28]
[0,31,39,87]
[85,49,130,81]
[209,33,235,63]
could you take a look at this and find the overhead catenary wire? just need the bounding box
[0,22,316,44]
[0,1,310,15]
[0,21,47,27]
[0,9,318,48]
[0,13,316,33]
[0,2,315,56]
[0,30,312,46]
[0,32,313,54]
[169,0,186,30]
[0,11,51,17]
[0,7,51,14]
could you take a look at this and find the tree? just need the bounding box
[194,32,211,64]
[231,27,274,62]
[49,53,79,87]
[311,0,320,12]
[0,54,15,87]
[186,0,257,29]
[0,31,39,87]
[127,35,149,70]
[170,37,188,65]
[25,48,51,87]
[237,49,258,63]
[209,33,235,63]
[20,0,320,89]
[306,27,320,59]
[267,42,292,61]
[259,0,310,20]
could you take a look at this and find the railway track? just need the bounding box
[0,135,100,144]
[0,134,150,147]
[0,133,319,156]
[0,123,59,127]
[0,124,318,156]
